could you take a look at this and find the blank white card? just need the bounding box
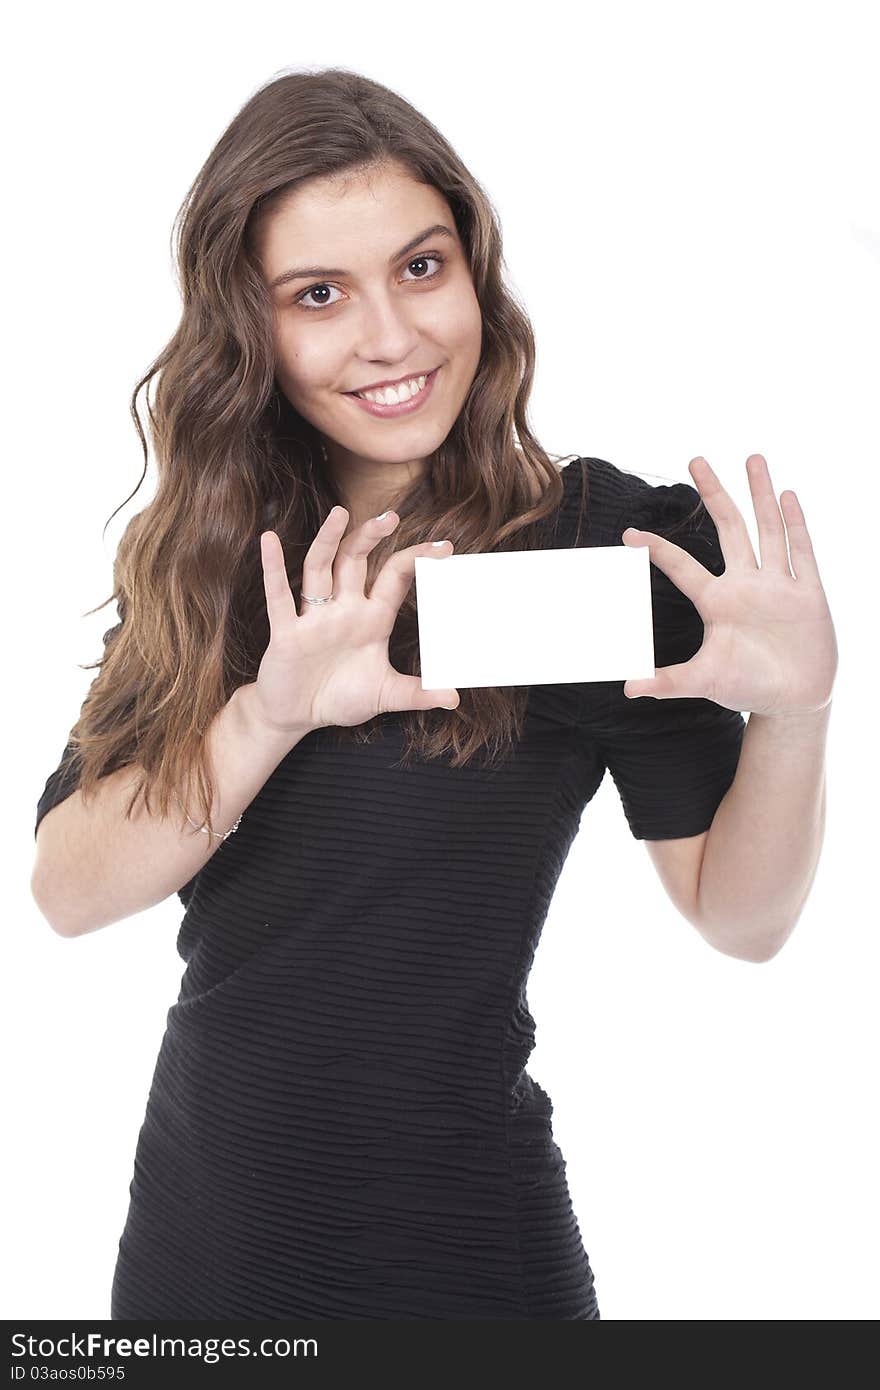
[414,544,656,689]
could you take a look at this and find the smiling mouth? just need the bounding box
[342,365,441,416]
[345,366,437,395]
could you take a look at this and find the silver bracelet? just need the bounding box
[177,797,243,841]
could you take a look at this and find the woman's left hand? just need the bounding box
[621,455,838,717]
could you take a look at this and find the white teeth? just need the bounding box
[357,373,428,405]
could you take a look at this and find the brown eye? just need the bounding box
[403,253,445,281]
[295,283,342,311]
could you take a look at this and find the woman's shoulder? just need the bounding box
[559,455,712,550]
[552,455,635,542]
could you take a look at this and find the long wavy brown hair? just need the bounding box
[59,66,699,838]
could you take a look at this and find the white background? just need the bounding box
[6,0,877,1321]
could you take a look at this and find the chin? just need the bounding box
[344,425,447,459]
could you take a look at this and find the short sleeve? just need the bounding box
[34,607,125,840]
[581,466,746,841]
[35,739,83,839]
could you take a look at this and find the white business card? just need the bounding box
[414,544,656,689]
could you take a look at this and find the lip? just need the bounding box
[344,366,440,419]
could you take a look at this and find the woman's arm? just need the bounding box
[695,703,831,961]
[619,453,836,963]
[32,684,309,938]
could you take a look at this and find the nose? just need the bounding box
[354,289,422,365]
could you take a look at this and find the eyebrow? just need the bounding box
[267,223,457,292]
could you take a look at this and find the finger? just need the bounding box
[384,672,460,714]
[368,538,453,619]
[298,506,356,610]
[746,454,791,575]
[322,508,402,600]
[260,531,299,635]
[778,488,821,584]
[688,456,757,570]
[621,527,714,612]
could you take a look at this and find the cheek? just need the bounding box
[444,286,483,357]
[273,323,334,395]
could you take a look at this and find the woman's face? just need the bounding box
[257,161,483,519]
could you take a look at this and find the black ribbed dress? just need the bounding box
[34,457,745,1320]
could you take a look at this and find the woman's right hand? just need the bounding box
[250,506,460,737]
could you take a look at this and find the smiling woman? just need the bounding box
[251,164,484,525]
[32,65,732,1325]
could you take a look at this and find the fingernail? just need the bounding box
[376,510,391,521]
[431,539,449,547]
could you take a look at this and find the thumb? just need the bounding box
[387,674,460,713]
[624,660,705,700]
